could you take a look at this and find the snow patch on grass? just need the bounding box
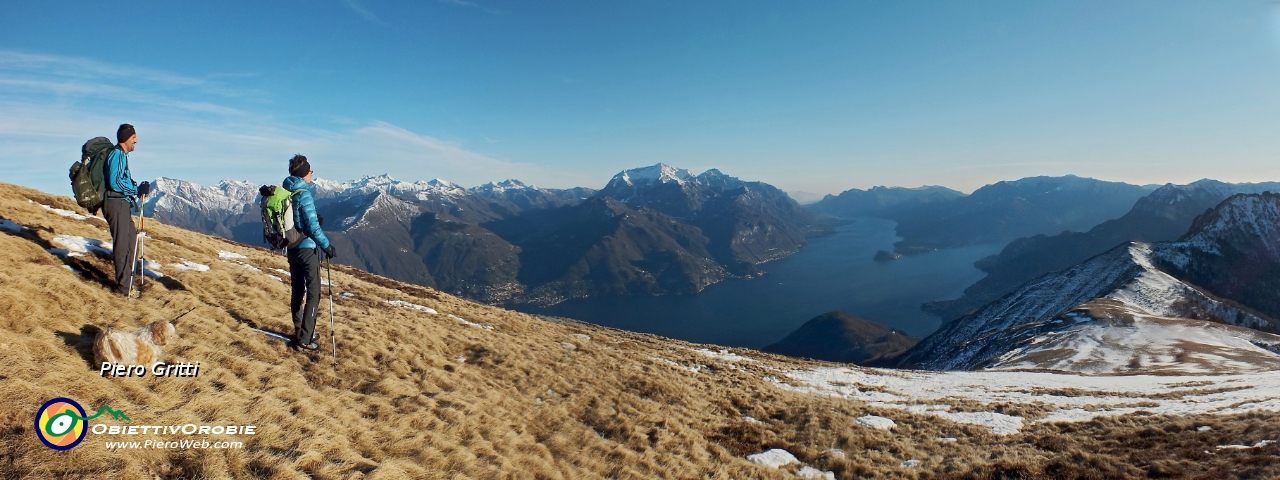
[449,314,493,330]
[772,366,1280,435]
[650,356,704,373]
[796,466,835,479]
[746,449,798,468]
[40,204,93,221]
[692,348,756,363]
[384,300,437,314]
[217,250,247,260]
[1216,439,1275,450]
[51,235,112,257]
[169,259,210,272]
[856,415,896,430]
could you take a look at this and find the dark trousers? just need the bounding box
[288,246,323,344]
[103,198,137,295]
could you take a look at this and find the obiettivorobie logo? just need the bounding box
[35,397,257,451]
[35,397,130,450]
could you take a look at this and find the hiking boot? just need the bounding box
[297,341,320,351]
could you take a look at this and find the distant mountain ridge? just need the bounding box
[925,180,1280,321]
[811,185,965,218]
[898,193,1280,374]
[146,164,830,306]
[812,175,1155,254]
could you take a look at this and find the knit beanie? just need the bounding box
[288,155,311,177]
[117,124,136,144]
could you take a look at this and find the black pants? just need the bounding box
[103,198,136,295]
[288,246,323,344]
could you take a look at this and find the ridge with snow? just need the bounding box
[899,193,1280,374]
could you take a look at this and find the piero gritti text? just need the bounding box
[100,362,201,378]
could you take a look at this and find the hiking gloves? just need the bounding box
[138,181,151,197]
[324,245,337,259]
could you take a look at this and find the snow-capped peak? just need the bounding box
[471,179,535,195]
[1156,192,1280,271]
[615,164,695,186]
[341,191,422,231]
[147,177,259,214]
[426,178,455,188]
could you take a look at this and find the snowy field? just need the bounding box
[771,366,1280,435]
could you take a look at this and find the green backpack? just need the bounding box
[259,185,306,249]
[69,137,115,215]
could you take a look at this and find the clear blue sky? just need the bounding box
[3,1,1280,197]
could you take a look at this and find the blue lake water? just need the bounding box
[511,217,1002,349]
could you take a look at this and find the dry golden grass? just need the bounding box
[1,182,1278,479]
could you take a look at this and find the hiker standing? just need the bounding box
[283,155,335,351]
[102,124,151,297]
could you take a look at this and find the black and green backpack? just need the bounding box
[69,137,115,215]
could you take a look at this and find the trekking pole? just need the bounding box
[129,194,147,297]
[326,256,337,368]
[137,194,147,289]
[127,233,142,299]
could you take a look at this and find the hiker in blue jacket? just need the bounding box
[283,155,335,351]
[102,124,151,296]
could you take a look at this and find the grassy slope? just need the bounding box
[1,182,1277,479]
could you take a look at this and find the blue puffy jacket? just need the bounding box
[282,176,331,250]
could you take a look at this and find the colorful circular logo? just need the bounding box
[35,398,88,450]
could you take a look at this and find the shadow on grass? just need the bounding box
[55,324,102,370]
[226,309,294,344]
[1,216,188,294]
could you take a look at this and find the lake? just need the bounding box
[511,216,1002,349]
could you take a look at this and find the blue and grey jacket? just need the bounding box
[282,175,331,250]
[104,147,138,199]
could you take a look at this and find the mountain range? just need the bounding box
[147,164,830,305]
[896,192,1280,374]
[150,170,1280,377]
[923,179,1280,321]
[811,175,1156,254]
